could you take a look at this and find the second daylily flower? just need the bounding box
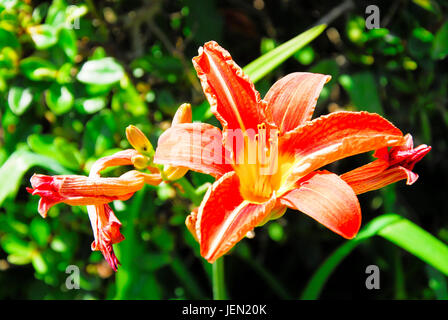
[28,133,162,270]
[154,41,430,263]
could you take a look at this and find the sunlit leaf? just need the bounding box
[28,24,58,49]
[75,96,106,114]
[45,83,74,115]
[77,57,124,85]
[7,86,33,115]
[20,57,58,81]
[243,24,326,83]
[27,134,82,170]
[58,28,77,62]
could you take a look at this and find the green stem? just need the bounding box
[212,258,227,300]
[175,177,202,206]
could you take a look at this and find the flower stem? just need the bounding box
[212,258,227,300]
[175,177,202,206]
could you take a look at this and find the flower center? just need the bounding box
[233,123,282,203]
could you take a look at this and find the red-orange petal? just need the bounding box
[196,172,276,263]
[280,170,361,239]
[89,149,138,176]
[279,111,404,188]
[342,165,418,195]
[27,171,145,217]
[264,72,331,134]
[154,122,233,178]
[87,204,124,271]
[192,41,271,133]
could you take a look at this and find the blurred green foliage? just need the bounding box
[0,0,447,300]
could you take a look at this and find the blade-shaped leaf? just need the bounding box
[0,149,72,206]
[243,24,326,83]
[301,214,448,299]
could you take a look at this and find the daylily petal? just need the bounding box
[339,159,390,185]
[280,171,361,239]
[27,170,146,217]
[342,166,418,195]
[87,204,124,271]
[192,41,272,133]
[154,122,233,178]
[264,72,331,133]
[89,149,138,176]
[196,172,276,263]
[279,111,404,189]
[341,133,431,194]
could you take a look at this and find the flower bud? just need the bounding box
[172,103,192,125]
[163,165,189,181]
[126,125,154,158]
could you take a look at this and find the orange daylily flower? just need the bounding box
[341,133,431,194]
[28,148,162,270]
[154,41,422,263]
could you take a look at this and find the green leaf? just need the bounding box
[432,22,448,60]
[77,57,124,85]
[30,218,51,247]
[20,57,58,81]
[427,266,448,299]
[45,83,74,115]
[58,28,77,62]
[75,96,106,114]
[0,28,20,49]
[1,234,33,257]
[28,24,58,49]
[294,45,315,65]
[31,252,48,274]
[339,72,384,114]
[32,3,49,24]
[7,86,33,115]
[56,62,73,84]
[82,111,117,157]
[301,214,448,299]
[27,134,83,170]
[0,149,72,206]
[45,0,67,27]
[412,0,440,14]
[346,16,368,44]
[0,0,19,10]
[243,24,326,83]
[378,217,448,275]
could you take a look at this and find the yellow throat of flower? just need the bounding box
[233,123,286,204]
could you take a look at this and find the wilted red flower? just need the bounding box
[155,41,429,263]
